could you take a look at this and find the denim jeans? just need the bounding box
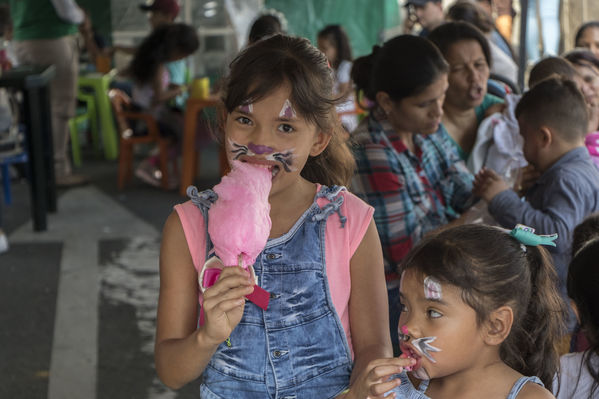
[192,185,353,399]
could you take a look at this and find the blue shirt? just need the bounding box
[166,59,188,109]
[488,147,599,327]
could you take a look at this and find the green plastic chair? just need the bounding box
[77,70,119,160]
[69,91,98,167]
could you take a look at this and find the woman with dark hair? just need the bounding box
[446,1,518,84]
[428,21,504,162]
[563,49,599,166]
[351,34,473,356]
[575,21,599,59]
[317,24,357,132]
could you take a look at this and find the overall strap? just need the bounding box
[186,185,217,260]
[312,185,347,228]
[187,186,217,210]
[507,376,543,398]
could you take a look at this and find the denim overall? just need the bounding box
[389,372,543,398]
[189,185,353,399]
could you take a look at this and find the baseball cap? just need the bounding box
[139,0,180,17]
[405,0,441,6]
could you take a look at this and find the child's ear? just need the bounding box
[482,305,513,346]
[538,125,553,149]
[309,130,332,157]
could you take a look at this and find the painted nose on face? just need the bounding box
[248,142,274,155]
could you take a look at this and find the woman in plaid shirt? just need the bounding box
[350,35,474,354]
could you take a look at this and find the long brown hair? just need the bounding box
[567,239,599,398]
[400,224,567,388]
[220,34,355,187]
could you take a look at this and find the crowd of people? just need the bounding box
[155,1,599,398]
[2,0,599,398]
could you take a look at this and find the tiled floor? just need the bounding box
[0,146,221,399]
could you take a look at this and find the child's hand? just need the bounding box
[342,357,416,399]
[200,266,255,346]
[514,165,540,196]
[473,168,510,202]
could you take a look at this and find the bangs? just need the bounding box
[223,35,337,131]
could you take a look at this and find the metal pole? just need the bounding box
[518,0,529,91]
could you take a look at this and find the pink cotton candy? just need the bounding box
[208,160,272,268]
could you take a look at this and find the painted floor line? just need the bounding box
[11,186,160,399]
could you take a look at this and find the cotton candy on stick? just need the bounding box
[208,160,272,310]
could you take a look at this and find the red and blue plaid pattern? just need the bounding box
[351,116,474,279]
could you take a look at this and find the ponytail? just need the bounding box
[350,46,379,105]
[401,225,568,390]
[502,245,567,388]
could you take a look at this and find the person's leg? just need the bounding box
[14,36,86,185]
[539,0,561,56]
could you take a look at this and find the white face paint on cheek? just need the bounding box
[279,99,297,119]
[424,276,442,300]
[411,336,441,363]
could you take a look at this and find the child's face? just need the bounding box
[572,63,599,107]
[517,117,543,169]
[224,84,329,196]
[317,37,337,66]
[577,27,599,59]
[398,269,486,380]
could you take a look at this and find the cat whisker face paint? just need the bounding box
[411,336,441,363]
[272,151,294,172]
[399,326,441,363]
[228,139,297,174]
[230,140,249,160]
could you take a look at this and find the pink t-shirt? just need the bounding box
[174,186,374,356]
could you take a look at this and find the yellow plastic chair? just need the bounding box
[77,70,119,160]
[69,90,98,167]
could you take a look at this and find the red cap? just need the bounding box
[139,0,180,18]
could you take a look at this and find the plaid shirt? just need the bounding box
[351,116,474,279]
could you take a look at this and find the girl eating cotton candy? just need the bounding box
[362,224,566,399]
[155,34,407,398]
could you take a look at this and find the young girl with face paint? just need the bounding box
[373,224,567,398]
[155,34,412,398]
